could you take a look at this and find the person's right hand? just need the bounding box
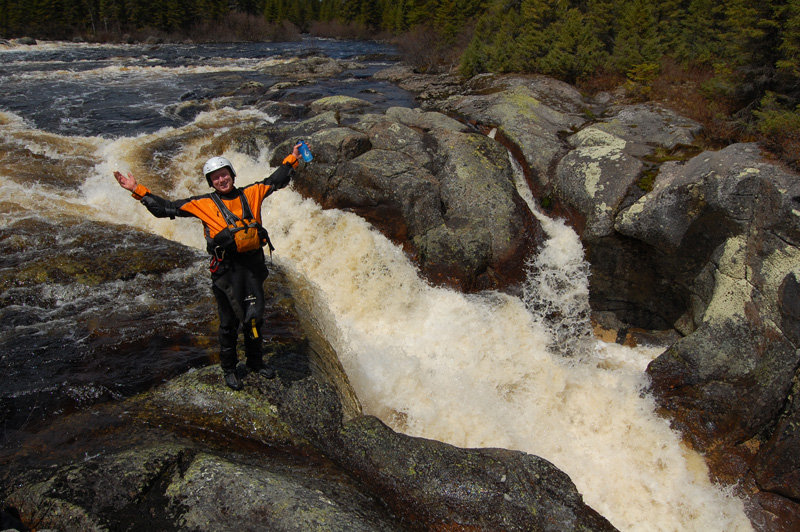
[113,170,137,192]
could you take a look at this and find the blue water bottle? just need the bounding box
[298,140,313,162]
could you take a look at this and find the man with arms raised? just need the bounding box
[114,144,302,390]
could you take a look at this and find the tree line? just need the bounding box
[0,0,306,38]
[1,0,799,167]
[0,0,484,39]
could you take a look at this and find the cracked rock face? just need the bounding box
[279,106,544,292]
[376,70,800,528]
[555,126,643,239]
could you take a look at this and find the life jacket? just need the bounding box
[208,191,274,259]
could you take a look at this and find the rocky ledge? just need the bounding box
[0,265,614,532]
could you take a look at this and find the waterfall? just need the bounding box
[510,154,595,359]
[243,154,751,532]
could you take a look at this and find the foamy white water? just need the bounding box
[258,188,752,532]
[1,56,295,83]
[2,108,753,532]
[497,151,592,358]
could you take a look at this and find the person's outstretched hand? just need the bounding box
[113,170,138,192]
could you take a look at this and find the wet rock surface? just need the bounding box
[263,107,544,292]
[0,212,217,435]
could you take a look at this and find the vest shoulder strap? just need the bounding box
[210,191,255,226]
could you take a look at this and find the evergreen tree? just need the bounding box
[0,0,24,37]
[459,0,486,18]
[609,0,662,73]
[31,0,61,35]
[653,0,684,53]
[235,0,264,15]
[405,0,437,28]
[319,0,336,21]
[585,0,617,51]
[778,0,800,79]
[357,0,380,27]
[719,0,782,69]
[538,6,608,83]
[125,0,148,30]
[62,0,88,33]
[515,0,559,72]
[263,0,286,22]
[461,0,526,74]
[163,0,185,32]
[434,0,463,43]
[671,0,722,64]
[337,0,380,28]
[97,0,125,33]
[490,3,525,72]
[381,0,406,32]
[285,0,315,29]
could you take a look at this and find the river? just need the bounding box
[0,37,753,532]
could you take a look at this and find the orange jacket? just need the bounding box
[130,155,297,245]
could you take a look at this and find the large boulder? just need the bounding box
[627,145,800,523]
[421,128,540,289]
[552,103,702,240]
[554,126,644,239]
[615,144,777,253]
[310,95,372,114]
[442,75,592,188]
[280,105,544,292]
[592,103,703,156]
[586,143,786,329]
[570,141,800,525]
[260,55,364,80]
[333,416,616,532]
[755,373,800,501]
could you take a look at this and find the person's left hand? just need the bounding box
[292,143,302,159]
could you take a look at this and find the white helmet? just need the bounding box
[202,156,236,186]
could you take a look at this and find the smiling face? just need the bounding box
[208,167,234,194]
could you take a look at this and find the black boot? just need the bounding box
[246,359,275,379]
[224,370,243,390]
